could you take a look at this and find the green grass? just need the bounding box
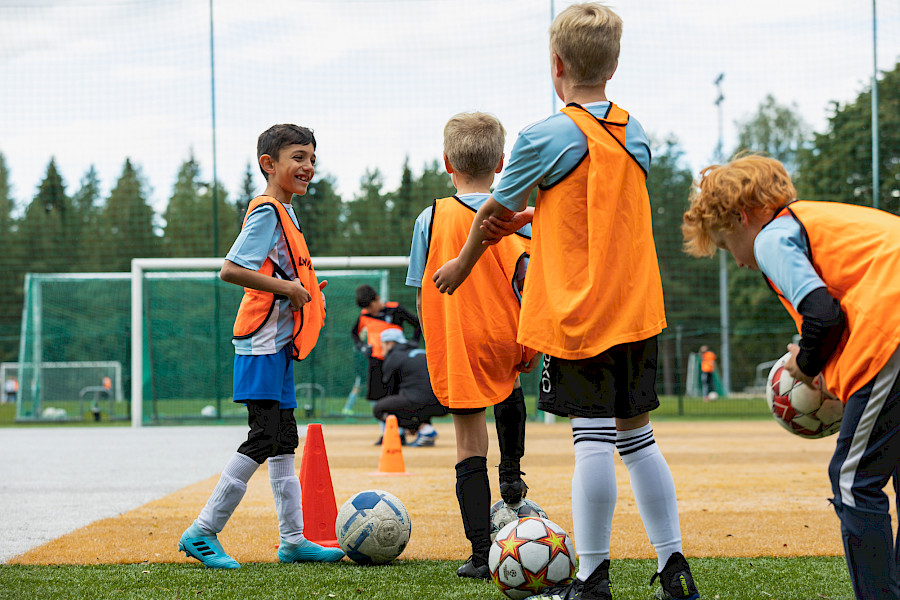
[0,557,854,600]
[0,393,772,427]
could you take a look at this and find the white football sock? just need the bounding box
[616,423,682,572]
[268,454,305,544]
[196,451,259,534]
[571,417,617,580]
[419,423,435,434]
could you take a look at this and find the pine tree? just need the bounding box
[19,159,74,273]
[200,180,239,256]
[236,162,256,225]
[294,173,344,256]
[163,154,204,257]
[72,166,103,270]
[0,152,20,361]
[99,158,158,271]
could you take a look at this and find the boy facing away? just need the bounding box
[432,4,699,600]
[406,111,538,580]
[178,124,344,568]
[683,154,900,600]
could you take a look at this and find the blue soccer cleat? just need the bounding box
[278,538,345,563]
[178,523,240,569]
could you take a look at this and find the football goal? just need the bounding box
[16,258,411,425]
[130,257,410,427]
[2,360,123,421]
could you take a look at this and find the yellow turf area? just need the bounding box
[11,421,896,565]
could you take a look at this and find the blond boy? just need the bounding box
[432,4,699,599]
[406,111,537,579]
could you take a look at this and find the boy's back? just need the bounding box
[415,193,532,407]
[492,101,664,359]
[431,6,700,599]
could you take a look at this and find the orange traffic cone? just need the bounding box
[370,415,412,476]
[299,423,340,547]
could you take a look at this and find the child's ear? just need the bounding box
[552,53,564,78]
[495,153,505,174]
[259,154,275,176]
[443,154,454,175]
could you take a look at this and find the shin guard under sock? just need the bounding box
[455,456,491,559]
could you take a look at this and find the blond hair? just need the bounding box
[550,2,622,86]
[682,154,797,257]
[443,112,506,178]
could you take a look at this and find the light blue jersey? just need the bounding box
[493,101,651,212]
[755,215,826,308]
[226,202,301,355]
[405,192,532,288]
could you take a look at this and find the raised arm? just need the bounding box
[432,197,515,295]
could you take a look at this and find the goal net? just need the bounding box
[18,258,412,425]
[2,360,123,421]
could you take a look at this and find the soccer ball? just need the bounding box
[490,498,548,542]
[766,351,843,439]
[489,517,577,600]
[335,489,411,564]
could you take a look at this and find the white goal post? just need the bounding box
[129,256,410,427]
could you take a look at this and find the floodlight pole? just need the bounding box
[714,73,731,396]
[871,0,880,210]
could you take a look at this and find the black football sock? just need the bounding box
[455,456,491,562]
[494,387,526,478]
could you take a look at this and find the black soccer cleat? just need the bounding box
[499,459,529,504]
[499,478,529,505]
[456,554,490,580]
[651,552,700,600]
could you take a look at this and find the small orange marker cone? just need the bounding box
[370,415,412,476]
[299,423,340,547]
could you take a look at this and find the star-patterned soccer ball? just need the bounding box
[488,517,577,600]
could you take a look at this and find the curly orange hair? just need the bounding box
[682,154,796,257]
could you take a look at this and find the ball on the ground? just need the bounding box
[200,404,217,417]
[335,489,411,564]
[707,391,719,401]
[489,516,576,600]
[766,351,842,439]
[490,498,548,542]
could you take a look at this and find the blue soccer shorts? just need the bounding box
[233,344,296,409]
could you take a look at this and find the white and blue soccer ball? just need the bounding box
[335,489,411,564]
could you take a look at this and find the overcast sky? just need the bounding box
[2,0,899,220]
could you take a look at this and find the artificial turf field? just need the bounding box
[4,420,893,599]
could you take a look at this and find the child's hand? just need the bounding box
[432,258,469,295]
[517,352,541,374]
[785,343,816,388]
[287,279,312,311]
[480,210,532,246]
[318,280,328,310]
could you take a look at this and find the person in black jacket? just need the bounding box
[374,328,448,447]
